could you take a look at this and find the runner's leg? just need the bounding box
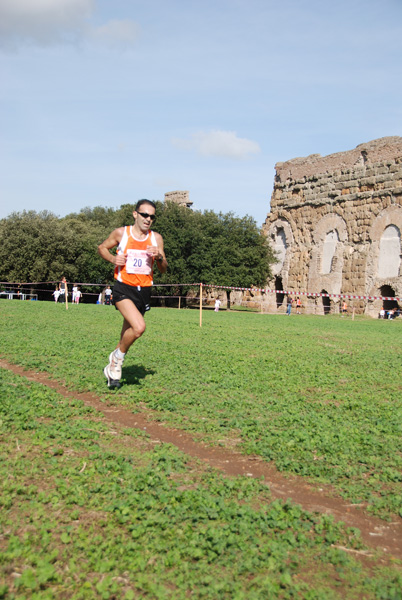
[115,299,146,354]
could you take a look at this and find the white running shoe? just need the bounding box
[104,350,124,389]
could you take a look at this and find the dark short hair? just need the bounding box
[135,199,156,212]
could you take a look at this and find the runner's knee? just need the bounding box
[135,321,146,337]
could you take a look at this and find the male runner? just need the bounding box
[97,200,167,388]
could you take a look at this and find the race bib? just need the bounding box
[125,249,152,275]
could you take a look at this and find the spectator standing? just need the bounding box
[105,286,113,305]
[59,277,67,302]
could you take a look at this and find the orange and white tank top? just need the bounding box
[114,227,157,287]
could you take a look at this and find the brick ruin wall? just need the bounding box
[164,190,193,208]
[260,136,402,315]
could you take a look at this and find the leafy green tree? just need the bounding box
[0,210,111,298]
[0,211,64,283]
[153,202,274,307]
[59,213,112,286]
[0,203,275,307]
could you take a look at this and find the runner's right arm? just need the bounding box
[98,228,126,266]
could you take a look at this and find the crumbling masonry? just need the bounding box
[262,136,402,315]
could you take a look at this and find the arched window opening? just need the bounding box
[321,230,339,274]
[380,285,399,312]
[321,290,331,315]
[275,276,284,308]
[272,227,287,273]
[378,225,401,279]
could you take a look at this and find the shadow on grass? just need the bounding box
[122,364,156,385]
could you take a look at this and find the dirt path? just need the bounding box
[2,358,401,562]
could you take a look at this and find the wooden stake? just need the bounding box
[199,283,203,328]
[178,296,181,310]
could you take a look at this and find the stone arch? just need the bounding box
[380,284,399,312]
[321,290,331,315]
[272,226,287,273]
[311,213,348,245]
[322,229,340,274]
[366,205,402,312]
[308,214,348,296]
[264,215,296,312]
[378,225,401,279]
[265,216,295,280]
[369,204,402,243]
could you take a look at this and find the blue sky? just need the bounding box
[1,0,401,226]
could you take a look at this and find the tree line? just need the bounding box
[0,202,275,303]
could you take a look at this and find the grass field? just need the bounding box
[1,301,402,598]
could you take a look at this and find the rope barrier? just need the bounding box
[205,284,402,303]
[0,281,401,303]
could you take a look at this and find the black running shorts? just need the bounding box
[112,281,151,315]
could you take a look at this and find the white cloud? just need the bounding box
[172,130,261,160]
[0,0,139,50]
[0,0,93,47]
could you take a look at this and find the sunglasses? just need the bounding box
[137,211,156,221]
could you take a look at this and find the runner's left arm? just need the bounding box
[153,232,167,273]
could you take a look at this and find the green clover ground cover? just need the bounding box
[1,368,402,599]
[1,301,402,521]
